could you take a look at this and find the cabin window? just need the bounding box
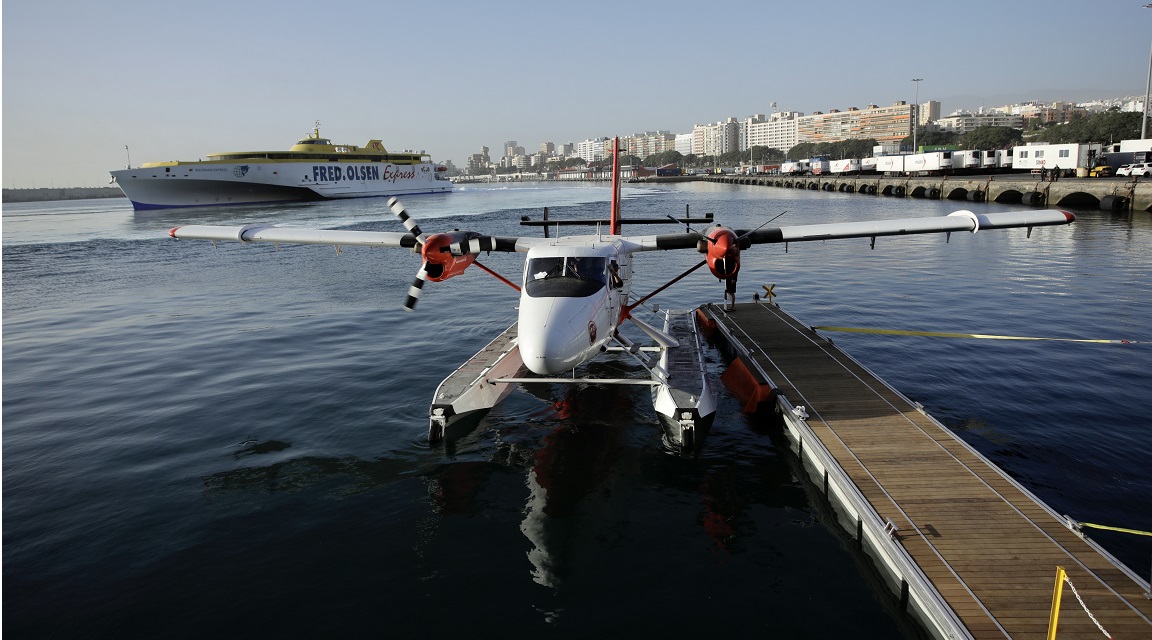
[1059,149,1070,158]
[1035,150,1045,158]
[524,257,607,298]
[1020,150,1028,159]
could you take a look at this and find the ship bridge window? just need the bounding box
[524,257,607,298]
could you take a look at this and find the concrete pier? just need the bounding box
[706,174,1152,212]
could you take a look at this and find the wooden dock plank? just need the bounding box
[705,303,1152,639]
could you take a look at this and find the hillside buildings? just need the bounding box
[463,94,1146,174]
[936,111,1025,135]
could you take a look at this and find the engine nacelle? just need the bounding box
[700,227,740,280]
[421,232,479,281]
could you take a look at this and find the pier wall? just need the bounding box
[704,175,1152,212]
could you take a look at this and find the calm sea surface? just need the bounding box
[4,182,1151,638]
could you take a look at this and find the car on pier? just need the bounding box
[1125,163,1150,177]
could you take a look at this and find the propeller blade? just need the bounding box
[666,214,715,243]
[735,210,788,242]
[389,197,427,245]
[404,264,428,312]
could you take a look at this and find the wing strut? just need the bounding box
[472,259,520,292]
[622,260,708,322]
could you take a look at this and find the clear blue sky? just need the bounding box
[3,0,1150,187]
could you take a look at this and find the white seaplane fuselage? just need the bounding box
[516,239,633,375]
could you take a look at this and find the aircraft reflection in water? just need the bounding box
[515,382,631,587]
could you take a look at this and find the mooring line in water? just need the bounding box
[1066,517,1152,538]
[810,326,1146,345]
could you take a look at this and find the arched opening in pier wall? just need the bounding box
[945,188,968,201]
[994,190,1024,204]
[1053,192,1100,208]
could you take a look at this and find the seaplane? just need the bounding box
[168,137,1076,449]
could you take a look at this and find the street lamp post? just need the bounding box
[912,78,923,152]
[1143,39,1151,138]
[1143,5,1151,139]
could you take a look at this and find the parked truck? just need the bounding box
[829,159,861,174]
[1012,142,1102,176]
[904,152,952,175]
[875,155,905,174]
[780,160,810,175]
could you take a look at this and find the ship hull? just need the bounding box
[111,161,452,210]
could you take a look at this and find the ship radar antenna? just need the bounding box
[313,120,322,139]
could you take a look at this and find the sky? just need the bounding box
[3,0,1151,188]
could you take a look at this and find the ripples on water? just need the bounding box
[4,184,1150,638]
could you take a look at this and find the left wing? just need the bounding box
[169,224,420,247]
[168,224,546,252]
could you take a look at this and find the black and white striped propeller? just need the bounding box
[389,197,430,311]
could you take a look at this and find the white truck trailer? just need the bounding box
[904,152,952,175]
[780,160,810,175]
[829,159,861,174]
[875,155,905,174]
[1012,142,1102,176]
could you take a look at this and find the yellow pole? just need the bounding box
[1047,566,1067,640]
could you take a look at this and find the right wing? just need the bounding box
[617,209,1076,251]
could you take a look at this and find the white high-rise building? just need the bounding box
[746,111,801,152]
[576,138,608,163]
[691,118,741,157]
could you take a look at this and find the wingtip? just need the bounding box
[168,226,181,238]
[1061,210,1077,223]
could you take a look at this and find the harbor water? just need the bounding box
[4,182,1151,638]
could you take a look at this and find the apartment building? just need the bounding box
[796,101,914,145]
[936,111,1025,135]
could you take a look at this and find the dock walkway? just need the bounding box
[702,302,1151,639]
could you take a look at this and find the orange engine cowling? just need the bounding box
[703,227,740,280]
[421,232,478,281]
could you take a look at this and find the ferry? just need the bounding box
[110,124,452,210]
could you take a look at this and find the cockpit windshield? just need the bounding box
[524,257,608,298]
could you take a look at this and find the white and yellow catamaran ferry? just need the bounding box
[110,124,452,210]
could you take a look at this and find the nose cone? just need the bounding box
[518,296,598,375]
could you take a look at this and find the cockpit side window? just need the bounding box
[525,257,607,298]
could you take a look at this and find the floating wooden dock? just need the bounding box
[701,302,1152,639]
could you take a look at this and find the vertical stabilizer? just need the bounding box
[610,136,621,235]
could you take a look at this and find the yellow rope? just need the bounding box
[812,326,1142,344]
[1077,522,1152,537]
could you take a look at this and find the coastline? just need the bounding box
[3,187,125,203]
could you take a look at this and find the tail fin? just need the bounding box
[610,136,621,235]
